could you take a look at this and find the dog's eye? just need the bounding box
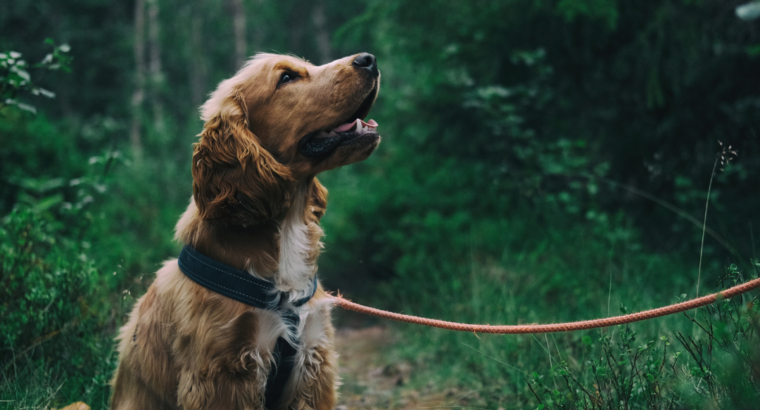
[279,71,298,85]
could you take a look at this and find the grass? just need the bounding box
[334,249,760,409]
[319,144,757,409]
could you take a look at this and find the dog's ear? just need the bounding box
[192,90,293,225]
[308,177,328,221]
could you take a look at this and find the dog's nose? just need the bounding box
[352,53,379,77]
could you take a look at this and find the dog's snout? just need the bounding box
[352,53,379,77]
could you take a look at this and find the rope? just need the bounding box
[329,277,760,334]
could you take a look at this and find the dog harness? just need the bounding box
[177,245,317,410]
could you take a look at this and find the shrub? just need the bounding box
[0,207,98,364]
[0,206,118,408]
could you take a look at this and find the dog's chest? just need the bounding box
[253,297,329,350]
[251,186,331,401]
[274,199,323,296]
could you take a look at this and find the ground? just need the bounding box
[334,326,477,410]
[54,326,472,410]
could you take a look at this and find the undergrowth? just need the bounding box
[348,249,760,409]
[321,137,760,409]
[530,263,760,409]
[0,208,118,409]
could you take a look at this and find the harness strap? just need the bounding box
[178,245,317,409]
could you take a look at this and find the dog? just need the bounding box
[110,52,381,410]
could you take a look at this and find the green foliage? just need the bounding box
[556,0,619,29]
[0,206,117,409]
[0,40,118,409]
[331,0,760,262]
[0,39,71,114]
[523,266,760,409]
[0,207,96,361]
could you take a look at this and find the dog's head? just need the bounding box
[192,53,381,225]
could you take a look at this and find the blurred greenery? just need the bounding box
[1,0,759,408]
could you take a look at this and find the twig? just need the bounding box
[461,343,528,375]
[544,334,558,390]
[751,221,756,261]
[525,377,543,405]
[697,157,719,298]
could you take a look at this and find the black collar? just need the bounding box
[177,245,317,409]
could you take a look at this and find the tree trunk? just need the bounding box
[130,0,146,158]
[147,0,161,81]
[312,0,332,64]
[288,6,305,53]
[189,4,207,109]
[251,0,265,53]
[147,0,164,134]
[229,0,247,69]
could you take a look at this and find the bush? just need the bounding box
[0,207,100,362]
[0,207,116,408]
[529,264,760,409]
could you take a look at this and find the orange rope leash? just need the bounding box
[328,277,760,334]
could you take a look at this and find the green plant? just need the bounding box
[0,202,123,409]
[0,207,96,363]
[674,263,760,408]
[523,265,760,410]
[0,41,118,409]
[0,39,71,114]
[530,326,678,409]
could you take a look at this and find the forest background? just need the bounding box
[2,0,760,409]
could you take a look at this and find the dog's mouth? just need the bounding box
[298,86,379,159]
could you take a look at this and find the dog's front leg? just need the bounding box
[281,300,339,410]
[175,309,271,410]
[284,343,339,410]
[177,363,269,410]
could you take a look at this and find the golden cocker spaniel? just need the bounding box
[111,52,381,410]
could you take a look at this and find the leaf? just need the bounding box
[4,98,36,114]
[36,88,56,98]
[14,68,31,82]
[16,102,37,114]
[582,335,592,345]
[9,51,21,58]
[736,3,760,21]
[58,44,71,53]
[33,193,65,212]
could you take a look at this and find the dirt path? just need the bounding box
[334,326,457,410]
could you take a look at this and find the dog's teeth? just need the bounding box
[354,119,362,133]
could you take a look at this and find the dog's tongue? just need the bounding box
[300,118,379,158]
[332,118,378,133]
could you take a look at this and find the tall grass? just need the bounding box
[321,144,758,409]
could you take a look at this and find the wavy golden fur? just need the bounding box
[110,52,380,410]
